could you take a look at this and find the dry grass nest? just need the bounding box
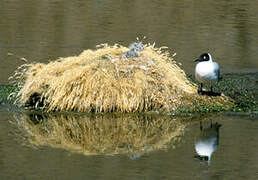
[10,42,232,113]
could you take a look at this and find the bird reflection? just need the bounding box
[194,121,221,163]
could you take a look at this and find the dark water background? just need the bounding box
[0,1,258,179]
[0,0,258,84]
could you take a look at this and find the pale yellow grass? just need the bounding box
[11,43,229,113]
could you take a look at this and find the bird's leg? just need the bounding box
[200,121,203,131]
[198,83,203,94]
[210,85,213,92]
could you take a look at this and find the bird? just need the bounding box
[122,42,145,59]
[194,53,220,94]
[194,121,222,164]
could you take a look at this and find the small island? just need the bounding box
[1,42,257,115]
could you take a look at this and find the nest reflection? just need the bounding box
[15,112,187,157]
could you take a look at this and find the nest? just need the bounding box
[11,42,231,113]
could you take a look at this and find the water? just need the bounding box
[0,0,258,179]
[1,107,258,179]
[0,1,258,84]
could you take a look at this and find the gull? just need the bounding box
[194,53,220,94]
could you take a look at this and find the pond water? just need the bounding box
[0,0,258,179]
[0,107,258,179]
[0,0,258,84]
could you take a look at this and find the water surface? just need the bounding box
[0,0,258,84]
[1,107,258,179]
[0,1,258,179]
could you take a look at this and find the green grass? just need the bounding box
[0,85,19,104]
[187,72,258,113]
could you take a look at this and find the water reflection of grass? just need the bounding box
[15,112,187,157]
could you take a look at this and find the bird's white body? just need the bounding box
[195,54,220,84]
[194,122,221,163]
[195,136,218,162]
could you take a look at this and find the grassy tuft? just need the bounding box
[10,43,231,113]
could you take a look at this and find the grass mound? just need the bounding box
[11,42,232,113]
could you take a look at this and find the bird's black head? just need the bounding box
[194,53,211,62]
[194,155,209,161]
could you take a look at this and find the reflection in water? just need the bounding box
[194,121,221,163]
[14,112,186,158]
